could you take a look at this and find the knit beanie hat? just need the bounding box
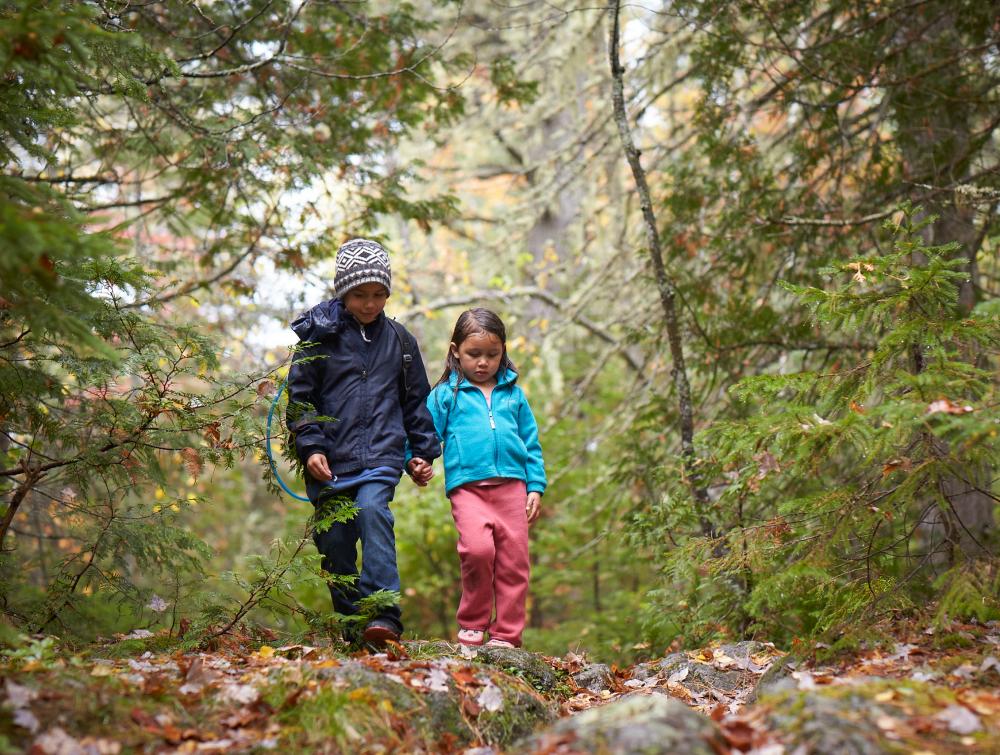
[332,238,392,300]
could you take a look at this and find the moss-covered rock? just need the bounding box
[760,679,1000,754]
[308,656,556,750]
[572,663,614,693]
[750,652,798,702]
[474,645,559,691]
[764,687,892,755]
[517,693,727,755]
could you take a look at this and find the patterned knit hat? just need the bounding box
[333,238,392,300]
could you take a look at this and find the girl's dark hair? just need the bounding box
[434,308,517,387]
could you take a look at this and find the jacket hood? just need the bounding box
[291,298,344,341]
[446,367,518,389]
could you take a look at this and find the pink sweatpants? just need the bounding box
[449,479,530,646]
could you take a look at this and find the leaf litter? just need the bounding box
[3,618,1000,753]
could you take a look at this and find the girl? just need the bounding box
[427,308,546,648]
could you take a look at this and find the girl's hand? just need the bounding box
[526,492,541,524]
[306,453,333,481]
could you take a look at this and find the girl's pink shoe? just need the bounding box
[486,638,515,648]
[457,628,485,646]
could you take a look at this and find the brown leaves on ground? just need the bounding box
[3,618,999,754]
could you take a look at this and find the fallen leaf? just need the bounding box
[461,696,481,717]
[32,727,80,753]
[791,670,816,690]
[882,457,912,477]
[427,668,451,693]
[667,666,690,684]
[5,680,38,708]
[181,447,202,477]
[721,719,755,751]
[218,684,259,705]
[926,398,974,415]
[203,422,221,446]
[934,705,981,735]
[477,682,504,712]
[13,707,40,733]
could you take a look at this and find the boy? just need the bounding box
[287,238,438,646]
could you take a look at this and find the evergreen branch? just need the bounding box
[0,329,31,349]
[205,530,312,641]
[771,209,897,227]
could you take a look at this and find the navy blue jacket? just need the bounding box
[286,299,440,478]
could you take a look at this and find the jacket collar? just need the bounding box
[290,298,386,341]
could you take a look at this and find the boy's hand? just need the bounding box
[407,458,433,487]
[526,492,541,524]
[306,453,333,481]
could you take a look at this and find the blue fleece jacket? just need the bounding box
[426,368,546,496]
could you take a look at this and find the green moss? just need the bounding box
[931,632,976,651]
[89,634,183,659]
[278,686,359,750]
[477,684,554,745]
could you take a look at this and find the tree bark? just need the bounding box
[0,465,42,552]
[889,1,995,558]
[607,1,713,538]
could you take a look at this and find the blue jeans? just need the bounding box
[311,479,403,633]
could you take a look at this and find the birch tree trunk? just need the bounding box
[608,0,714,538]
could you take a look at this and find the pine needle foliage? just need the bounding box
[639,207,999,646]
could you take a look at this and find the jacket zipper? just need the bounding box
[483,388,499,467]
[469,385,500,467]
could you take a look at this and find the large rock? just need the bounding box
[475,645,560,691]
[750,652,797,702]
[762,686,895,755]
[314,658,556,749]
[572,663,615,693]
[517,693,727,755]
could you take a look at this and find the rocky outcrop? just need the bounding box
[517,693,727,755]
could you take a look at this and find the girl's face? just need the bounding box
[343,282,389,324]
[452,331,503,386]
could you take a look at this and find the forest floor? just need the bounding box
[2,616,999,754]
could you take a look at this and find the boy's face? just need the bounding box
[343,282,389,324]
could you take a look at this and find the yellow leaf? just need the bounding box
[257,646,275,659]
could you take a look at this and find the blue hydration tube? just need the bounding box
[265,379,310,502]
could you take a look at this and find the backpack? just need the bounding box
[386,318,418,403]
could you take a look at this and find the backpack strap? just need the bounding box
[386,318,415,401]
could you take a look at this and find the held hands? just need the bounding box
[306,453,333,481]
[526,492,541,524]
[407,457,434,487]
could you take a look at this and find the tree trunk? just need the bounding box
[889,1,995,558]
[608,0,714,538]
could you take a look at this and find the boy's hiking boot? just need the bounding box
[362,618,401,648]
